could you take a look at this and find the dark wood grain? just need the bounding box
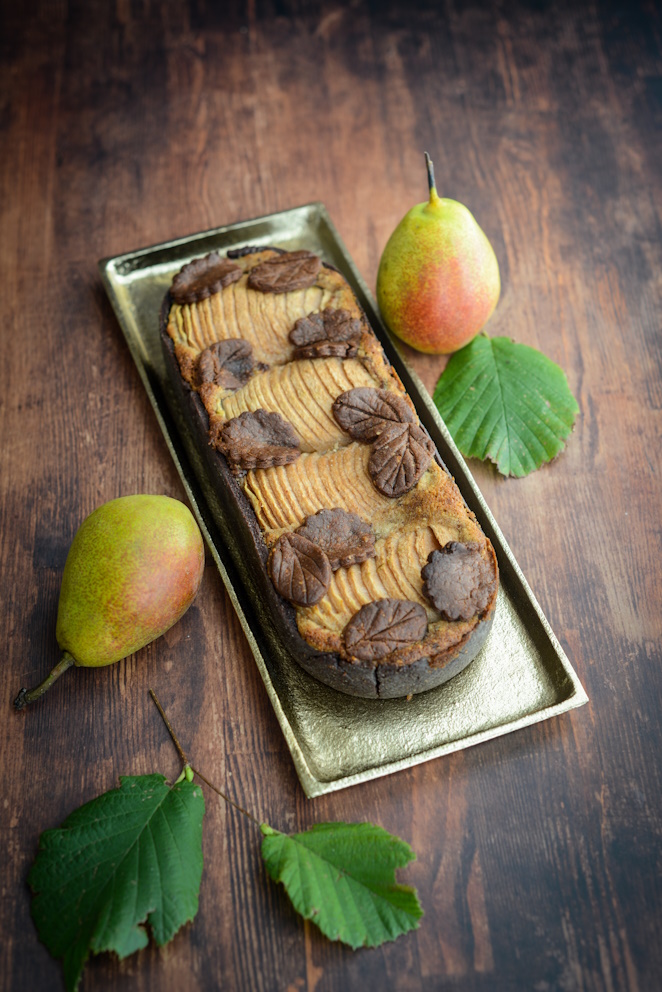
[2,1,661,990]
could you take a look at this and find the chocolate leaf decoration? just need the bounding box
[290,309,362,361]
[421,542,498,621]
[247,251,321,294]
[321,309,362,343]
[332,388,416,443]
[213,409,300,472]
[289,312,327,346]
[270,533,332,606]
[368,423,435,497]
[171,253,242,304]
[197,339,255,390]
[293,341,358,361]
[344,599,428,661]
[296,509,375,570]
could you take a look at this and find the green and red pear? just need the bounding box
[377,153,500,355]
[15,495,205,708]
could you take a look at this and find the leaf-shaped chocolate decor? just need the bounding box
[214,409,300,472]
[196,339,255,390]
[293,340,358,361]
[269,533,332,606]
[321,309,362,343]
[344,599,428,661]
[332,388,416,442]
[368,422,435,497]
[289,312,326,346]
[247,251,321,294]
[171,253,242,304]
[290,308,362,354]
[421,542,498,621]
[289,309,362,361]
[296,509,375,570]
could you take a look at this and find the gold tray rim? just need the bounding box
[99,202,588,798]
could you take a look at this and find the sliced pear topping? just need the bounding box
[242,444,393,531]
[169,277,330,367]
[299,525,446,635]
[220,358,378,452]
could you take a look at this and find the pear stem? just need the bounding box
[424,151,437,196]
[14,652,76,710]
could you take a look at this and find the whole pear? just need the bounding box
[15,495,205,708]
[377,153,500,354]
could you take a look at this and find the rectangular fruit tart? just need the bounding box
[160,246,498,699]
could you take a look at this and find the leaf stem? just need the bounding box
[149,688,189,766]
[189,765,262,827]
[148,689,262,828]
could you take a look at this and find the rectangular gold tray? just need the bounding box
[99,203,588,798]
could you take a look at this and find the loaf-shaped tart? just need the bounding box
[161,246,498,698]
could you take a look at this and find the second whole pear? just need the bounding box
[15,494,205,708]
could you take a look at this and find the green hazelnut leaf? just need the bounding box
[433,335,579,477]
[260,821,423,948]
[28,774,205,992]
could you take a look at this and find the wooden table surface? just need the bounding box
[2,2,661,990]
